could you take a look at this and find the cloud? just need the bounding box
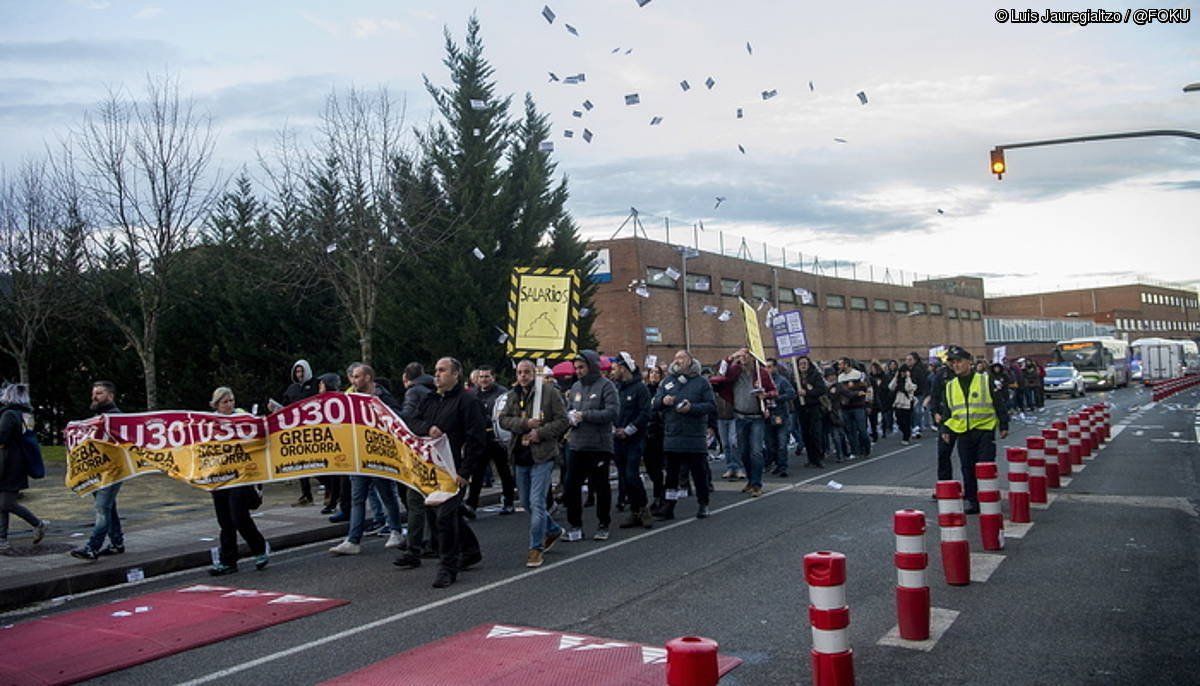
[70,0,111,9]
[134,5,164,19]
[0,39,179,64]
[298,11,414,39]
[1155,179,1200,192]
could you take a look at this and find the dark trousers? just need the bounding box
[868,408,879,440]
[797,406,824,466]
[565,449,613,528]
[435,492,479,573]
[665,451,710,506]
[468,441,515,508]
[336,476,352,513]
[405,486,435,554]
[614,436,648,510]
[212,487,265,566]
[941,429,996,505]
[644,442,665,501]
[895,408,913,441]
[317,475,338,505]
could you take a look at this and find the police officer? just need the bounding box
[935,346,1008,514]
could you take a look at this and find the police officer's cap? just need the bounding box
[945,345,972,361]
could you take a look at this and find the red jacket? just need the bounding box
[710,357,777,416]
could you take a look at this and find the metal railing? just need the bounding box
[594,210,948,287]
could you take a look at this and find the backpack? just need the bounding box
[22,429,44,479]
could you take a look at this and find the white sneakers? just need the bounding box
[329,540,361,555]
[385,531,404,549]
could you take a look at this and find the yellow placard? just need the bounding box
[740,297,767,363]
[507,267,581,358]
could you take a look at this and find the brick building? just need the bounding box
[587,237,986,366]
[985,284,1200,343]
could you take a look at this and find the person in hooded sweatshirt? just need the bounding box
[608,352,653,529]
[563,350,619,542]
[281,360,318,506]
[0,383,47,553]
[652,349,718,520]
[397,362,437,559]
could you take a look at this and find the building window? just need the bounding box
[778,288,795,304]
[751,283,772,302]
[873,298,889,312]
[720,278,743,296]
[685,273,711,292]
[646,267,677,288]
[912,303,926,314]
[929,303,943,315]
[850,296,867,310]
[948,308,958,319]
[971,310,981,320]
[826,294,845,309]
[893,300,909,313]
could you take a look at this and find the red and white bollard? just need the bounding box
[1041,428,1061,489]
[1096,404,1111,443]
[1080,410,1097,455]
[893,509,930,641]
[1025,436,1048,504]
[1053,420,1072,477]
[666,636,719,686]
[804,551,854,686]
[1066,416,1084,466]
[974,463,1003,551]
[935,480,970,586]
[1006,447,1031,524]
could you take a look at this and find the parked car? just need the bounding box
[1044,365,1086,397]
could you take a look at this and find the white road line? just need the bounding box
[877,607,961,652]
[970,553,1005,582]
[1003,521,1034,538]
[0,538,339,621]
[174,443,921,685]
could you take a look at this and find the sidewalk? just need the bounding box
[0,461,502,613]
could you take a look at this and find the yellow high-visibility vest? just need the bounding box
[943,372,997,433]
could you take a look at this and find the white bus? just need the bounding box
[1053,337,1130,390]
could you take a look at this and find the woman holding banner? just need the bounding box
[207,387,268,576]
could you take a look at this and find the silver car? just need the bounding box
[1043,365,1085,397]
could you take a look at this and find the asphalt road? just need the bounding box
[7,385,1198,685]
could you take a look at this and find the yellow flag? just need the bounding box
[740,297,766,362]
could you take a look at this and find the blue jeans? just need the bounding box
[614,436,648,510]
[734,416,766,487]
[717,419,740,473]
[517,461,562,551]
[912,395,928,431]
[765,416,793,472]
[842,407,870,457]
[347,476,402,544]
[826,423,850,460]
[87,482,124,551]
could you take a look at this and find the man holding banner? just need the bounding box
[403,357,483,589]
[711,348,776,498]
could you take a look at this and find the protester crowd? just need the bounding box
[0,345,1029,589]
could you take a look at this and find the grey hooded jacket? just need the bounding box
[566,350,619,453]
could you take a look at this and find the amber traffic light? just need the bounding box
[990,148,1006,179]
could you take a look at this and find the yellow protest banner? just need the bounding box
[507,267,580,358]
[740,297,767,363]
[64,394,461,504]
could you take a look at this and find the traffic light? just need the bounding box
[990,148,1006,180]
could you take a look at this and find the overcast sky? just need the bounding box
[2,0,1198,296]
